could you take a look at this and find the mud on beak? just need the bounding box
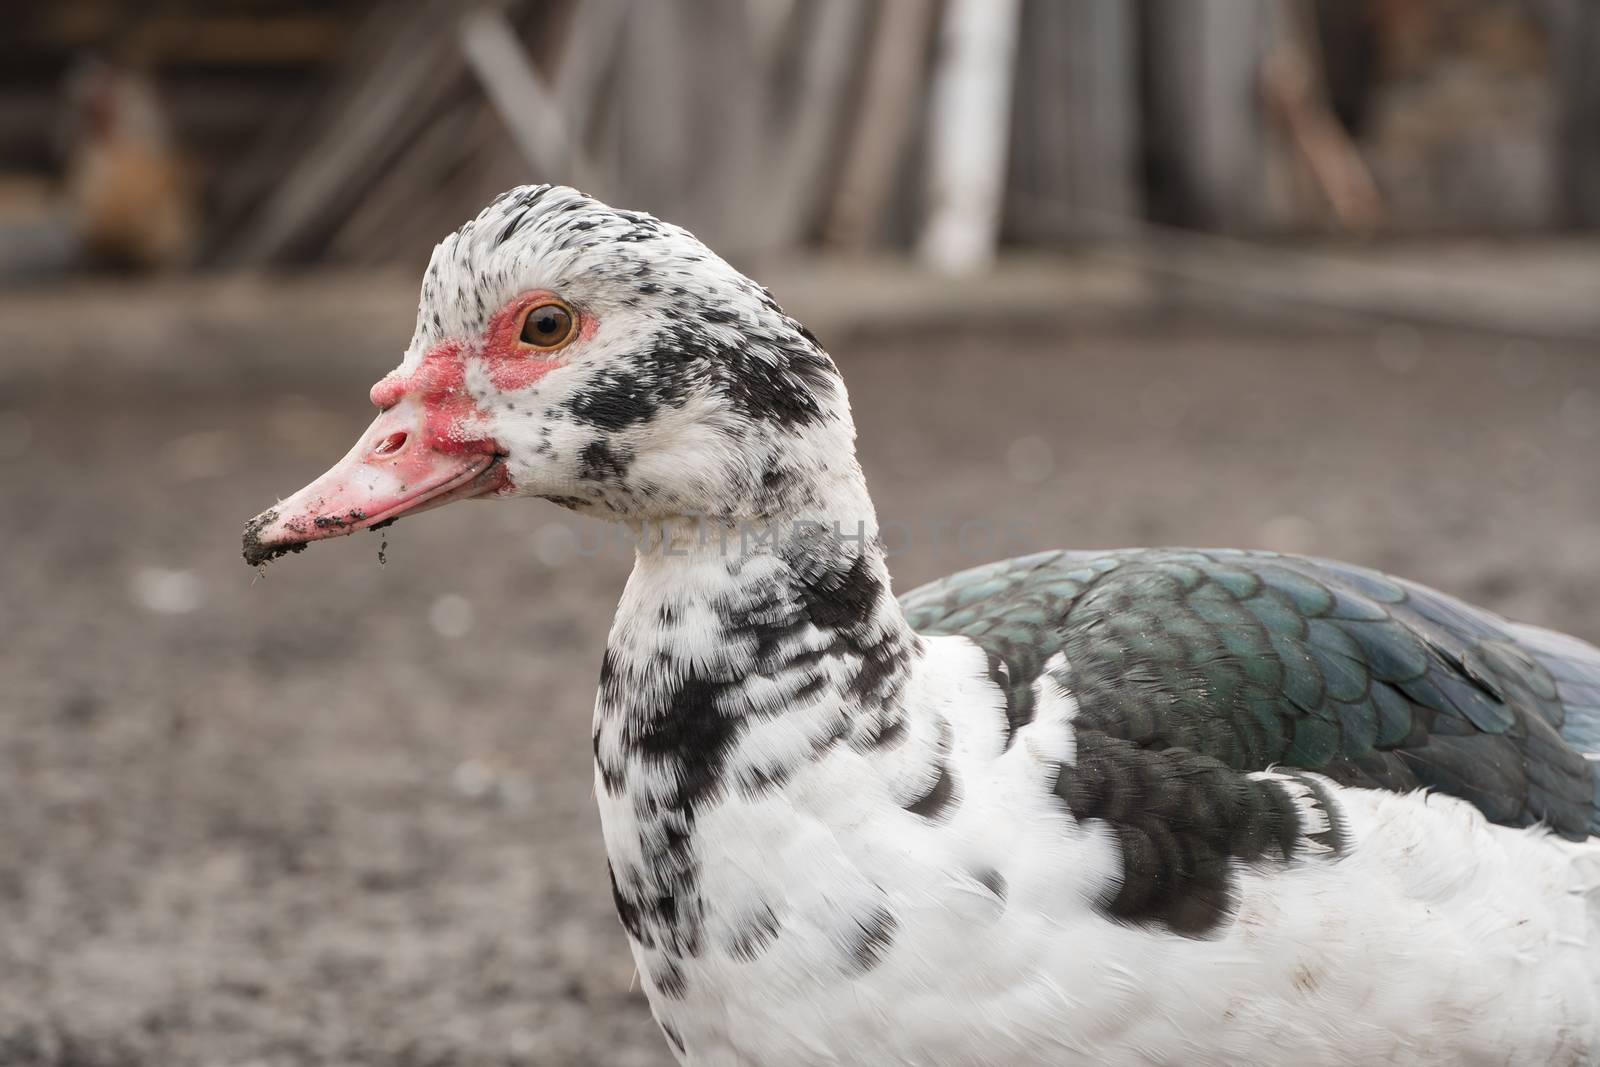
[242,400,507,566]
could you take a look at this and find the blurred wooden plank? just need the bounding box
[459,7,583,185]
[327,96,492,265]
[126,13,347,66]
[614,0,697,216]
[824,0,937,249]
[458,0,625,196]
[1260,0,1381,232]
[1005,0,1138,244]
[609,0,798,251]
[1551,0,1600,227]
[331,2,599,266]
[1141,0,1273,231]
[918,0,1022,273]
[683,0,769,249]
[545,0,631,194]
[753,0,867,252]
[358,105,529,267]
[212,0,470,265]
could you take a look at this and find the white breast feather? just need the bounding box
[610,632,1600,1066]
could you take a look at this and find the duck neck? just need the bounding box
[592,461,929,961]
[595,463,921,792]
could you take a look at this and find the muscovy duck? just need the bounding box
[243,185,1600,1066]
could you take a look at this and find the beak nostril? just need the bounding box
[373,431,408,457]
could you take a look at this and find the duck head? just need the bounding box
[243,185,852,566]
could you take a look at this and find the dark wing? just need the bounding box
[902,548,1600,840]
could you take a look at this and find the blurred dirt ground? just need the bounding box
[1,277,1599,1066]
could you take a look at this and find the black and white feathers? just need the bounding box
[394,186,1600,1066]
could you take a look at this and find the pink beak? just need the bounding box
[242,398,506,566]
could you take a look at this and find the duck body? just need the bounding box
[597,539,1600,1066]
[243,185,1600,1066]
[606,758,1599,1067]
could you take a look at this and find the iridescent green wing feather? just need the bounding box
[902,548,1599,839]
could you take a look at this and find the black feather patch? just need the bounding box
[985,649,1032,747]
[844,906,898,973]
[609,863,646,942]
[973,867,1007,902]
[904,762,959,822]
[724,904,782,962]
[633,675,746,818]
[865,715,909,749]
[1056,730,1342,936]
[578,439,633,483]
[652,959,688,1000]
[567,369,672,431]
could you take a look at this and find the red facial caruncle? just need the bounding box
[242,290,591,564]
[370,289,596,420]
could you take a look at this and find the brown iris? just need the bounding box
[518,300,577,350]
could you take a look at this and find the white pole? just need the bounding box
[918,0,1023,275]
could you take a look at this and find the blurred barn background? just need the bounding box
[3,0,1600,270]
[2,2,1599,1065]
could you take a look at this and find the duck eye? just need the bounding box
[518,302,576,350]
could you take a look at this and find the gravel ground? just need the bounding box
[1,286,1598,1065]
